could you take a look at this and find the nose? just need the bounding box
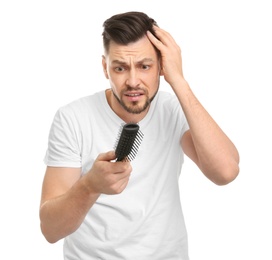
[126,68,140,88]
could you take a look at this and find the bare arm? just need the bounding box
[40,151,132,243]
[147,27,240,185]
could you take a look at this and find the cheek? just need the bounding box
[109,72,125,86]
[108,76,122,94]
[145,74,160,91]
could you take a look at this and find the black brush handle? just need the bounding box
[115,123,141,162]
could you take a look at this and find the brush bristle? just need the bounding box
[114,123,143,162]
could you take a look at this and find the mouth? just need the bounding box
[124,91,145,102]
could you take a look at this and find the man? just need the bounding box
[40,11,239,259]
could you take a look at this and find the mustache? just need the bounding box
[123,86,147,93]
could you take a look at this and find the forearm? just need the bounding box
[174,78,240,184]
[147,26,239,184]
[40,176,100,243]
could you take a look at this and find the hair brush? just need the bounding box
[114,123,143,162]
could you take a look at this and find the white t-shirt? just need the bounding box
[44,90,190,260]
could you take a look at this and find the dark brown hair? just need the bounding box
[102,11,158,54]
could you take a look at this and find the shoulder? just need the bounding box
[157,91,179,102]
[155,91,188,130]
[156,91,180,111]
[65,91,104,109]
[57,90,105,116]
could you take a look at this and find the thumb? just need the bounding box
[96,150,116,162]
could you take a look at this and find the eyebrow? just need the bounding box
[111,58,155,65]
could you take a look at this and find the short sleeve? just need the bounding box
[170,94,190,138]
[44,107,81,168]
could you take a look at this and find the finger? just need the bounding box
[151,26,178,47]
[116,178,130,193]
[96,150,116,162]
[113,161,132,176]
[113,172,131,185]
[147,30,164,49]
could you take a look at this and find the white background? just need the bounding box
[1,0,271,259]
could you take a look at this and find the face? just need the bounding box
[102,35,161,115]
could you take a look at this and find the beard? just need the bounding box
[112,87,158,114]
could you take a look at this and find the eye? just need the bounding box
[141,64,150,70]
[114,66,125,72]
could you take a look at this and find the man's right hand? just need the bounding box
[86,151,132,195]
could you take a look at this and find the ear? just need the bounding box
[102,55,109,79]
[159,68,164,76]
[159,61,164,76]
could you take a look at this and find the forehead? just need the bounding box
[107,35,158,62]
